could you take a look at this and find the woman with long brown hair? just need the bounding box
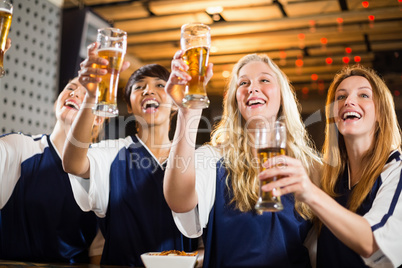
[262,65,402,267]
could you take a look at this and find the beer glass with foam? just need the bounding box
[254,121,286,212]
[180,23,211,109]
[93,28,127,117]
[0,0,12,78]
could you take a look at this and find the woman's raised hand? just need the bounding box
[258,155,317,204]
[165,50,213,108]
[78,42,130,99]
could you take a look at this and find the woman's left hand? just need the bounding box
[258,155,316,203]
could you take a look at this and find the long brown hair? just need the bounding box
[322,65,402,212]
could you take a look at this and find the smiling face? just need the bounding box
[55,77,86,126]
[235,61,281,127]
[333,75,377,142]
[127,76,173,126]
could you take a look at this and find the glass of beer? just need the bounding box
[180,23,211,109]
[92,27,127,117]
[0,0,12,78]
[254,121,286,212]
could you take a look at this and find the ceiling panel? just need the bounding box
[62,0,402,99]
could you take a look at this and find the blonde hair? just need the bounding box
[322,65,402,212]
[211,54,321,219]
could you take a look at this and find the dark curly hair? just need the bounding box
[124,64,170,109]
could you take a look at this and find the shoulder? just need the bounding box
[196,144,222,157]
[380,150,402,183]
[0,133,48,151]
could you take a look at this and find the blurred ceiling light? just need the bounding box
[222,70,230,78]
[210,46,218,53]
[206,6,223,15]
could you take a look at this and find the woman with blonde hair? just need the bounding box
[262,65,402,267]
[164,51,321,267]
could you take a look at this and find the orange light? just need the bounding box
[368,15,375,21]
[295,59,304,67]
[345,47,352,54]
[343,57,350,64]
[336,17,343,24]
[354,56,361,62]
[325,57,333,64]
[302,87,309,94]
[362,1,369,8]
[298,33,305,40]
[309,20,315,26]
[320,38,328,44]
[279,50,287,58]
[311,74,318,81]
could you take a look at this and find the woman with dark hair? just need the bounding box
[261,65,402,267]
[62,43,197,266]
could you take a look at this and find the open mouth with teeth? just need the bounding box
[64,100,79,110]
[246,99,266,107]
[142,99,160,112]
[342,111,362,121]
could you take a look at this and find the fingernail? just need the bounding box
[88,43,95,50]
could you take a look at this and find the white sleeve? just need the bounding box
[362,159,402,267]
[0,134,43,209]
[172,145,221,238]
[85,138,130,218]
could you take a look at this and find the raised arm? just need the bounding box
[62,43,109,178]
[163,50,213,213]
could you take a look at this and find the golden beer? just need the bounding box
[93,47,125,117]
[180,23,210,109]
[0,6,13,77]
[256,147,286,208]
[92,27,127,117]
[183,46,209,97]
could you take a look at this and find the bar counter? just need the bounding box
[0,260,141,268]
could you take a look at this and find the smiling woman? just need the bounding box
[258,65,402,267]
[62,44,199,266]
[163,52,322,267]
[0,77,102,263]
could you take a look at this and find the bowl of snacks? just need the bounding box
[141,250,198,268]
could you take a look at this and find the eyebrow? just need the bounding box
[238,72,274,79]
[68,83,78,89]
[336,86,372,93]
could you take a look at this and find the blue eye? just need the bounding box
[157,84,165,88]
[336,95,346,100]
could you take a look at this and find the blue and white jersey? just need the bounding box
[0,133,98,263]
[173,145,311,268]
[317,150,402,267]
[71,135,197,266]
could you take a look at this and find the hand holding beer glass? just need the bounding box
[0,0,12,78]
[180,23,211,109]
[254,121,286,212]
[92,27,127,117]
